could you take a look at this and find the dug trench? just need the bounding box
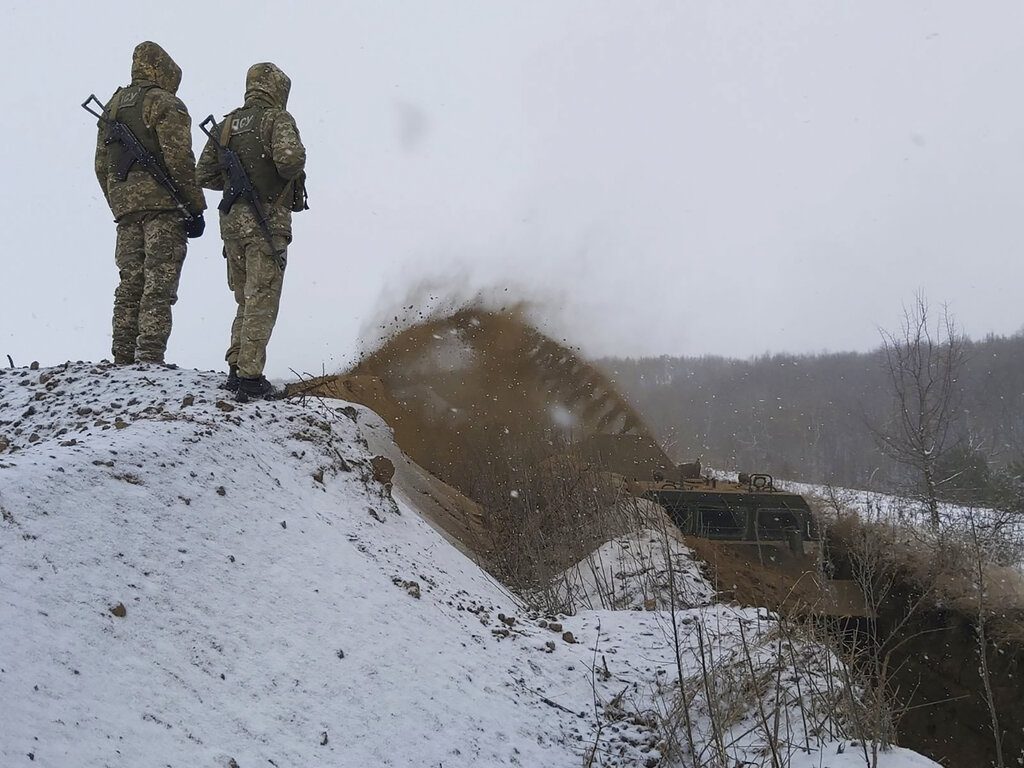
[689,522,1024,768]
[827,523,1024,768]
[869,598,1024,767]
[293,305,1024,768]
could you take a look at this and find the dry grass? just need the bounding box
[826,511,1024,639]
[460,434,652,612]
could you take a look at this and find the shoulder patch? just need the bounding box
[229,112,258,135]
[119,87,143,109]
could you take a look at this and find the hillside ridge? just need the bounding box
[0,362,937,768]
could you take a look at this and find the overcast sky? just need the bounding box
[2,1,1022,376]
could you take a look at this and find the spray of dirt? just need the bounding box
[295,301,668,494]
[353,273,571,364]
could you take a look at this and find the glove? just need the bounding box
[185,212,206,239]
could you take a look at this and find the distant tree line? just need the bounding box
[600,331,1024,507]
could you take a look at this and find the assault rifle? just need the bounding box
[82,94,202,235]
[199,114,285,270]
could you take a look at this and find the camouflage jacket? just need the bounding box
[94,41,206,221]
[196,62,306,241]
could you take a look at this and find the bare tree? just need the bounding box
[873,294,966,529]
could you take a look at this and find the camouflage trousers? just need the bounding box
[112,212,187,363]
[224,234,287,379]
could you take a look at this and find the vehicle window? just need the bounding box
[698,505,745,537]
[756,508,801,539]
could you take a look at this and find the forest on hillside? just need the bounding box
[601,332,1024,502]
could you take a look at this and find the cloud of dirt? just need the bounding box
[297,298,678,592]
[354,267,579,367]
[301,294,669,496]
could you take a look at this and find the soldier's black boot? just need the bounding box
[137,356,178,370]
[220,365,240,392]
[235,376,284,403]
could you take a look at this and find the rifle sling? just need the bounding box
[108,88,123,121]
[274,178,294,207]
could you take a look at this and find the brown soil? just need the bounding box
[873,593,1024,767]
[694,518,1024,767]
[291,307,666,496]
[824,519,1024,768]
[683,536,868,617]
[289,307,688,586]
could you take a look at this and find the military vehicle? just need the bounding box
[572,433,821,564]
[570,432,865,614]
[642,473,815,553]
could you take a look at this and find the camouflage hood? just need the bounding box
[244,62,291,109]
[131,41,181,94]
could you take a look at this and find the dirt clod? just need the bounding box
[370,455,395,485]
[109,602,127,618]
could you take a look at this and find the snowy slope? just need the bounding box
[787,479,1024,572]
[554,528,715,612]
[0,363,938,768]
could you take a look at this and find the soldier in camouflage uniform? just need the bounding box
[196,62,307,401]
[94,41,206,365]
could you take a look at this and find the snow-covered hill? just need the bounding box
[787,479,1024,575]
[1,363,938,768]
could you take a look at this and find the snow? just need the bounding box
[0,363,939,767]
[787,480,1024,569]
[553,526,715,612]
